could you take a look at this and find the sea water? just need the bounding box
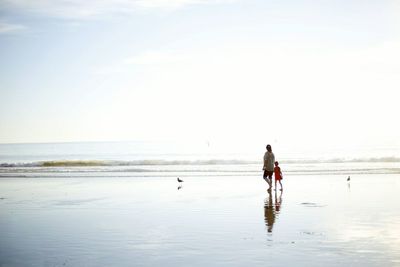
[0,141,399,178]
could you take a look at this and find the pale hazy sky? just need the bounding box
[0,0,399,151]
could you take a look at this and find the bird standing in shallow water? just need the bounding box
[347,176,351,181]
[177,177,184,183]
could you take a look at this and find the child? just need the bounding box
[274,161,283,191]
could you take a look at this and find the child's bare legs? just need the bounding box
[274,180,277,190]
[278,180,283,190]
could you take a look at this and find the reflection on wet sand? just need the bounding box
[264,190,282,233]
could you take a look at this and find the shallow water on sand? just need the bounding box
[0,175,399,267]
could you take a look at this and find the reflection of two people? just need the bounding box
[264,189,282,233]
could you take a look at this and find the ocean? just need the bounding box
[0,141,399,178]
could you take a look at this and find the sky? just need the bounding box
[0,0,399,153]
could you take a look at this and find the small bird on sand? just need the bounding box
[177,177,184,183]
[347,176,351,181]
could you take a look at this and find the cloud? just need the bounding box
[0,21,26,34]
[134,0,232,9]
[93,50,189,75]
[124,50,189,65]
[0,0,232,19]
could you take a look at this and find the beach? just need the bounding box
[1,173,400,267]
[2,0,400,265]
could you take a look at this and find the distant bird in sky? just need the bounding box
[177,177,184,183]
[347,176,351,181]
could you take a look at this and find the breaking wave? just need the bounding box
[0,157,399,177]
[0,159,255,167]
[1,157,400,168]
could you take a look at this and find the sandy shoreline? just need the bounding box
[1,174,399,267]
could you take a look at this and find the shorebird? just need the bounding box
[177,177,184,183]
[347,176,351,181]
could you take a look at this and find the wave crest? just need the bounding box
[0,157,399,168]
[0,159,256,167]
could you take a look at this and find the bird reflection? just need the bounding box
[264,189,282,233]
[177,177,184,190]
[347,176,351,190]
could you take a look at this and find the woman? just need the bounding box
[263,144,275,190]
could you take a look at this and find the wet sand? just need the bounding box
[0,174,399,267]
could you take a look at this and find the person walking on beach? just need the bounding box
[263,144,275,190]
[274,161,283,191]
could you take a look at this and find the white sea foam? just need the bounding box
[0,159,399,178]
[1,156,399,167]
[1,142,399,177]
